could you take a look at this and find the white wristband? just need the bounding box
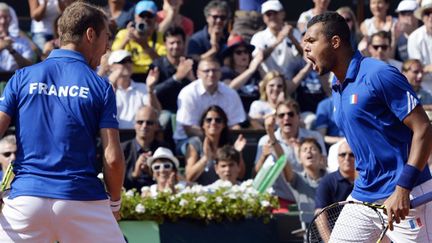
[110,198,122,212]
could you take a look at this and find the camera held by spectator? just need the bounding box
[135,21,148,35]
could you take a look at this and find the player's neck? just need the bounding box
[333,49,355,83]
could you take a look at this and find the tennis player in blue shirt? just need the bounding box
[0,2,126,242]
[303,12,432,242]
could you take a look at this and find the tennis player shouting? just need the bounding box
[0,2,126,242]
[303,12,432,242]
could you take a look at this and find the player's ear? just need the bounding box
[331,35,341,49]
[85,27,96,43]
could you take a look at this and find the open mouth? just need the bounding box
[306,57,318,72]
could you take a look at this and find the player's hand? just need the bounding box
[112,210,121,221]
[383,185,410,231]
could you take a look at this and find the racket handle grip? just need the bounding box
[410,191,432,208]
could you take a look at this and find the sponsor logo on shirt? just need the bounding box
[29,82,89,98]
[350,94,358,104]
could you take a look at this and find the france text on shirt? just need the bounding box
[29,82,89,98]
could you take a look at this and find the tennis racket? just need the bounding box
[307,191,432,243]
[0,162,13,192]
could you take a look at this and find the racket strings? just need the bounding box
[308,203,384,242]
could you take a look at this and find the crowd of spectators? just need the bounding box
[2,0,432,235]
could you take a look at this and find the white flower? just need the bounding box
[162,187,173,194]
[260,200,270,207]
[231,185,241,193]
[191,185,205,194]
[135,203,145,213]
[215,197,223,204]
[196,196,208,203]
[228,193,237,199]
[245,187,259,196]
[125,190,135,198]
[141,186,150,194]
[242,179,253,187]
[266,187,275,194]
[179,199,188,207]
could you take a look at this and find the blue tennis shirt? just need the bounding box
[332,51,431,202]
[0,49,118,200]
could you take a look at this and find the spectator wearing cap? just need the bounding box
[108,49,161,129]
[152,26,194,131]
[156,0,194,37]
[142,147,187,196]
[112,0,166,74]
[221,35,264,113]
[0,3,34,72]
[187,0,230,62]
[394,0,419,62]
[408,0,432,92]
[250,0,304,83]
[122,106,171,191]
[297,0,331,34]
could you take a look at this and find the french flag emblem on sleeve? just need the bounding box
[350,94,358,104]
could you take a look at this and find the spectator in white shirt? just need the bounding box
[107,50,161,128]
[174,57,246,155]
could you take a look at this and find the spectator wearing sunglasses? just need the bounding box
[187,0,230,62]
[184,105,246,186]
[111,0,166,74]
[143,147,186,197]
[315,139,355,241]
[122,105,171,191]
[107,50,161,129]
[0,135,16,180]
[220,35,264,113]
[173,57,246,155]
[367,31,402,71]
[254,99,325,211]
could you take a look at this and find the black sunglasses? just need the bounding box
[234,49,249,55]
[139,12,155,19]
[204,117,223,124]
[115,57,132,64]
[277,111,296,119]
[338,152,355,158]
[210,14,227,21]
[136,120,156,126]
[372,45,389,51]
[1,151,15,157]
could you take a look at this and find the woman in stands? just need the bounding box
[221,35,264,113]
[248,71,287,127]
[184,105,246,185]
